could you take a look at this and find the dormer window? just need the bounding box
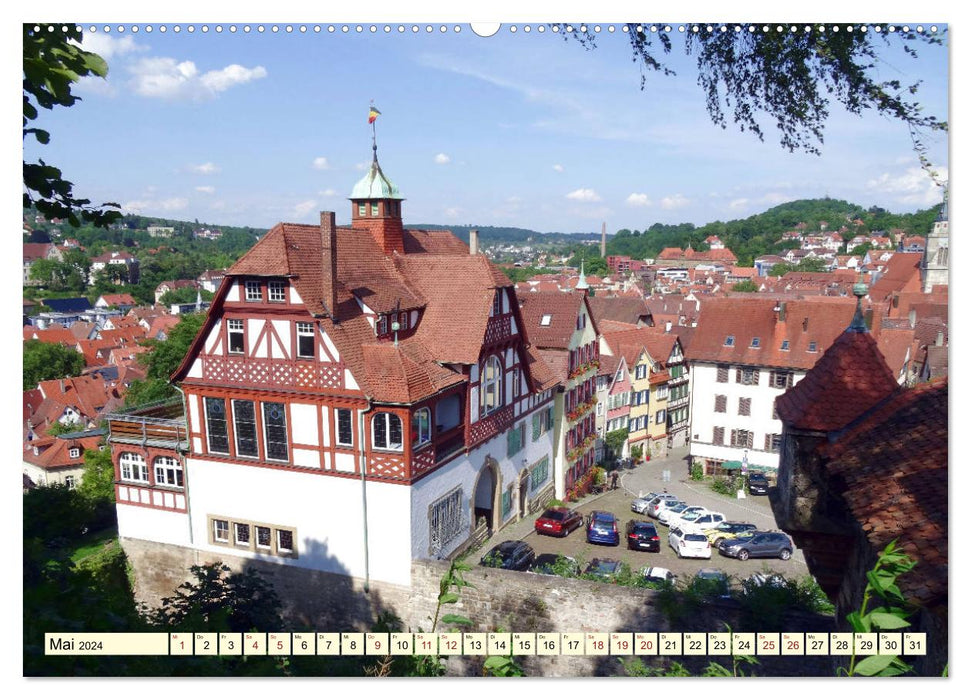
[780,340,790,351]
[540,314,553,326]
[480,356,503,415]
[750,337,761,348]
[371,203,380,216]
[724,335,735,347]
[493,291,502,317]
[69,447,80,459]
[245,280,262,302]
[377,315,388,335]
[268,280,286,302]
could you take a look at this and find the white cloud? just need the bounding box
[188,162,220,175]
[312,157,331,170]
[195,186,216,194]
[566,188,602,203]
[660,194,690,210]
[121,197,188,214]
[292,200,318,218]
[318,189,338,197]
[761,192,790,205]
[443,207,463,218]
[626,193,652,207]
[434,153,451,165]
[729,198,749,210]
[866,167,948,206]
[355,161,369,171]
[128,57,267,100]
[552,164,564,172]
[74,33,144,59]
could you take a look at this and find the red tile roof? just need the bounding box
[869,253,922,301]
[585,295,652,327]
[822,378,947,607]
[686,296,859,370]
[23,243,53,261]
[178,220,522,405]
[776,328,900,432]
[518,291,587,350]
[24,434,102,470]
[23,326,76,346]
[98,293,138,306]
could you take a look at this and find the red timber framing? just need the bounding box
[111,443,187,513]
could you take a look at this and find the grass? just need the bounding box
[68,525,119,565]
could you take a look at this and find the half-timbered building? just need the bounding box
[107,147,558,587]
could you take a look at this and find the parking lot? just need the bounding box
[476,447,811,586]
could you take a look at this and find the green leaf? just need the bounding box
[437,592,459,605]
[869,612,911,630]
[853,655,896,676]
[439,614,473,627]
[482,656,507,669]
[846,610,870,633]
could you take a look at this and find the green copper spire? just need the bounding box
[350,110,404,200]
[848,273,869,332]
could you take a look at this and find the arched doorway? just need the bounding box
[472,457,501,535]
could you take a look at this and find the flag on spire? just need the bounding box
[368,105,381,124]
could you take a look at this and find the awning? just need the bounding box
[721,460,743,470]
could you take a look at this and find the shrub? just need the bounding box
[690,461,705,481]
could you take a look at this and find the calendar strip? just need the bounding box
[43,632,926,656]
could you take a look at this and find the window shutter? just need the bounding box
[747,431,754,449]
[532,413,541,440]
[731,429,737,446]
[753,369,760,384]
[735,368,741,383]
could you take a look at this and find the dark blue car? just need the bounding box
[586,510,620,546]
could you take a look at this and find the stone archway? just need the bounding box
[518,468,530,518]
[472,456,502,535]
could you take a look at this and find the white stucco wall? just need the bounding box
[185,457,413,585]
[116,502,191,547]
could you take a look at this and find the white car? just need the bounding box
[640,566,677,585]
[631,492,671,514]
[657,502,689,525]
[679,512,726,535]
[668,527,712,559]
[666,506,708,528]
[648,497,683,518]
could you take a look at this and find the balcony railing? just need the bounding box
[106,398,188,451]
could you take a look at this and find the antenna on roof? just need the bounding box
[368,100,381,162]
[391,298,401,347]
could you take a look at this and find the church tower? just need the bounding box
[921,192,949,292]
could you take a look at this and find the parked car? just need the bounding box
[743,572,788,592]
[529,554,580,577]
[586,510,620,546]
[747,472,770,495]
[666,505,709,528]
[668,526,712,559]
[631,492,671,514]
[640,566,677,586]
[583,558,623,581]
[679,511,726,535]
[692,568,732,598]
[625,519,661,552]
[657,502,689,525]
[534,506,583,537]
[704,521,758,545]
[480,540,536,571]
[718,531,793,561]
[648,497,683,518]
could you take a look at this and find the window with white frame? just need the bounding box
[64,475,76,490]
[372,412,403,451]
[263,402,289,461]
[119,452,148,482]
[480,355,503,415]
[377,315,388,335]
[213,518,229,543]
[233,400,259,457]
[512,366,521,399]
[296,322,315,358]
[655,409,665,424]
[234,522,251,547]
[205,397,229,454]
[255,525,272,551]
[227,319,245,354]
[277,529,295,555]
[268,280,286,302]
[492,291,502,316]
[412,408,431,447]
[68,447,81,459]
[539,314,552,326]
[336,408,353,446]
[429,488,464,555]
[245,280,262,302]
[154,455,184,487]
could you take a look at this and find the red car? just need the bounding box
[534,507,583,537]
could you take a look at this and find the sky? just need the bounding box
[21,11,949,235]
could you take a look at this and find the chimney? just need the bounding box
[778,301,787,322]
[600,222,607,258]
[908,309,916,328]
[469,229,479,256]
[320,211,338,320]
[936,330,944,347]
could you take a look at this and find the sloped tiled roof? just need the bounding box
[586,295,652,327]
[23,243,53,261]
[688,296,862,370]
[24,326,76,346]
[869,253,922,301]
[822,378,947,607]
[524,347,560,391]
[536,349,569,383]
[23,434,102,470]
[518,291,586,350]
[99,293,138,306]
[776,328,900,433]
